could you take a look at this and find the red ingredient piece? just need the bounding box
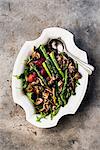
[40,68,46,76]
[34,57,45,67]
[27,72,37,83]
[40,57,45,62]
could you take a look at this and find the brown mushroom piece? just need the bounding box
[58,80,63,87]
[34,86,40,95]
[45,88,52,93]
[35,98,43,105]
[32,51,40,60]
[38,99,50,113]
[38,78,44,86]
[26,84,34,92]
[52,105,56,111]
[48,76,56,85]
[74,72,82,80]
[68,73,75,90]
[56,54,64,69]
[44,104,50,112]
[43,90,50,99]
[28,61,33,66]
[31,78,40,86]
[57,54,63,63]
[58,80,63,92]
[68,62,75,73]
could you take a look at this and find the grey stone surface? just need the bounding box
[0,0,100,150]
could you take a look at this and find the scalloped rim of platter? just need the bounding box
[12,27,88,128]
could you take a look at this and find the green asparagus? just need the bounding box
[50,51,64,79]
[30,64,47,85]
[39,45,49,59]
[55,81,61,106]
[60,69,68,105]
[39,45,60,77]
[42,62,52,78]
[39,45,54,75]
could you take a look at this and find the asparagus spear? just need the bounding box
[30,64,47,85]
[39,45,59,77]
[60,69,68,105]
[50,51,64,79]
[50,59,60,77]
[42,61,52,78]
[46,59,59,77]
[39,45,54,75]
[55,81,63,106]
[61,69,68,94]
[39,45,49,59]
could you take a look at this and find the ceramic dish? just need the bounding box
[12,27,88,128]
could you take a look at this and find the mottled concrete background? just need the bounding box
[0,0,100,150]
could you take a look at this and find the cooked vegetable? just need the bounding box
[30,64,47,86]
[40,67,46,76]
[39,45,49,59]
[16,39,82,121]
[50,51,64,79]
[34,57,45,67]
[39,45,54,76]
[26,92,34,104]
[27,73,37,83]
[52,87,56,104]
[42,62,52,78]
[61,69,68,105]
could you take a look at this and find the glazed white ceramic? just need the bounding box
[12,27,88,128]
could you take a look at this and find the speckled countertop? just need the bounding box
[0,0,100,150]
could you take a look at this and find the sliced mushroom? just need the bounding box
[43,90,49,99]
[44,103,50,112]
[31,78,39,86]
[37,78,44,86]
[38,106,45,112]
[74,72,82,80]
[52,105,56,111]
[56,54,63,68]
[28,60,34,67]
[32,51,40,60]
[68,62,75,73]
[48,76,56,85]
[26,84,33,92]
[58,80,63,93]
[45,88,52,93]
[58,80,63,87]
[38,100,50,113]
[34,86,40,95]
[69,74,75,90]
[57,54,63,62]
[35,98,43,105]
[62,55,70,67]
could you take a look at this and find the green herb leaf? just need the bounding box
[26,92,34,104]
